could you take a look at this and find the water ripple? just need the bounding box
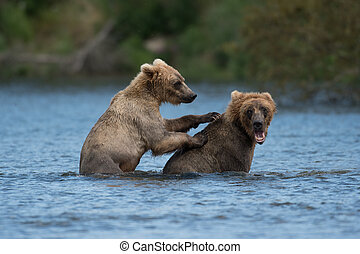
[1,83,360,238]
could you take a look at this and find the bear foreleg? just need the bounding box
[164,112,220,132]
[151,132,207,156]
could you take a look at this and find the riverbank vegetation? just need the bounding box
[0,0,359,102]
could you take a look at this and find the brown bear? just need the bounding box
[80,59,220,175]
[163,91,276,174]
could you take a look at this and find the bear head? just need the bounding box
[140,59,197,105]
[226,90,277,145]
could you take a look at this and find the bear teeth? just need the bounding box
[255,131,265,143]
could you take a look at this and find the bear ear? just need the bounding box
[141,63,155,77]
[231,90,244,100]
[153,58,167,66]
[262,92,277,113]
[262,92,273,101]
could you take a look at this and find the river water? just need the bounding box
[0,80,359,238]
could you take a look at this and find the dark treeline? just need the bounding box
[0,0,359,92]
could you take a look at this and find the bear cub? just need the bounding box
[80,59,220,175]
[163,91,276,174]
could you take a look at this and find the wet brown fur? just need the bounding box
[163,91,276,174]
[80,59,219,175]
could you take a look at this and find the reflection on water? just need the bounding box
[0,82,360,238]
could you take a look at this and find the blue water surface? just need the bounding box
[0,81,359,238]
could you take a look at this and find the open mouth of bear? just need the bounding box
[255,131,266,144]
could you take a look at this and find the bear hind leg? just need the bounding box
[81,154,123,175]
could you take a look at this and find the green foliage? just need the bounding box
[0,34,6,51]
[14,0,57,16]
[51,35,75,55]
[0,0,358,90]
[241,0,360,83]
[112,0,202,39]
[0,2,33,44]
[175,0,254,80]
[119,36,156,72]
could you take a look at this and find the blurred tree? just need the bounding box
[241,0,360,84]
[0,0,359,91]
[0,0,57,48]
[175,0,253,81]
[109,0,203,39]
[13,0,57,16]
[0,1,32,46]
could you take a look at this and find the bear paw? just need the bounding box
[192,131,208,148]
[203,112,221,123]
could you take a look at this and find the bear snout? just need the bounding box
[190,93,197,101]
[253,121,263,131]
[182,93,197,103]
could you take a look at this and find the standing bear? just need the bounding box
[80,59,219,175]
[163,91,276,174]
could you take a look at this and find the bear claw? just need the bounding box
[204,112,221,122]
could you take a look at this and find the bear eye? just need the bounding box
[246,109,253,119]
[261,107,268,118]
[173,81,182,90]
